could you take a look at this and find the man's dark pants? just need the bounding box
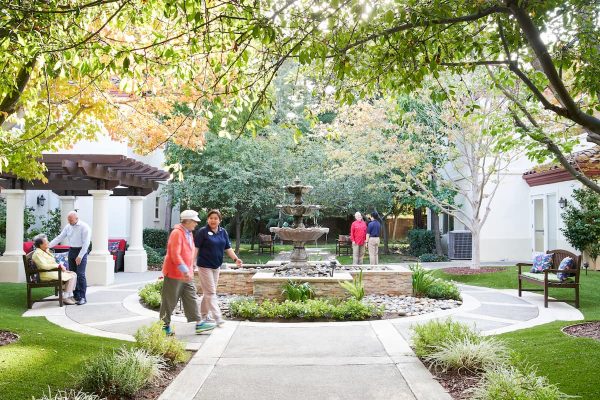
[68,247,88,300]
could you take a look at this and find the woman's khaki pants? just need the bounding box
[197,267,223,323]
[368,237,380,265]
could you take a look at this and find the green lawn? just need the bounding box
[434,267,600,399]
[0,284,126,400]
[336,252,418,265]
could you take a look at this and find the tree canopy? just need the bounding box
[2,1,599,193]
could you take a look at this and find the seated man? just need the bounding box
[32,234,78,305]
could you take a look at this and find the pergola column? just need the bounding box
[124,196,147,272]
[86,189,114,286]
[59,196,76,228]
[0,189,26,282]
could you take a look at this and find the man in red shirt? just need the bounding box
[350,212,367,264]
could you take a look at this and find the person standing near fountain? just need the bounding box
[160,210,204,335]
[350,212,367,264]
[194,209,243,327]
[366,211,381,265]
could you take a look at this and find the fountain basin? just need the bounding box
[270,227,329,242]
[278,204,321,217]
[252,271,352,300]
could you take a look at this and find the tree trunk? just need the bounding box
[393,215,399,240]
[234,211,241,253]
[163,193,172,231]
[470,225,481,269]
[430,208,443,256]
[382,213,390,255]
[250,217,259,250]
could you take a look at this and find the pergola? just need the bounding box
[0,154,170,284]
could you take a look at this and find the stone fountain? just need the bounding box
[270,178,329,268]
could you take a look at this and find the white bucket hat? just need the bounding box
[180,209,201,222]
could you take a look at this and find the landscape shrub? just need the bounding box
[39,208,62,240]
[410,264,435,297]
[0,236,5,255]
[471,365,571,400]
[79,347,165,398]
[339,270,365,300]
[407,229,436,256]
[419,253,450,262]
[425,336,509,373]
[426,279,461,301]
[282,281,314,302]
[229,298,383,321]
[143,228,170,249]
[410,264,461,300]
[35,389,103,400]
[144,245,164,266]
[411,319,481,358]
[139,280,163,309]
[134,322,188,365]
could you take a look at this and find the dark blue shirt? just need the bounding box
[367,220,381,237]
[194,225,232,269]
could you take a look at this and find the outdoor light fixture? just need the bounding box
[558,197,568,209]
[36,194,46,207]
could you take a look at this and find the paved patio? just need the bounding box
[23,270,583,400]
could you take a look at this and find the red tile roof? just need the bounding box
[523,146,600,186]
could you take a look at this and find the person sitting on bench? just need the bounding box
[32,234,78,305]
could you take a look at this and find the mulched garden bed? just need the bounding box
[0,330,19,346]
[562,321,600,341]
[423,361,482,399]
[442,267,509,276]
[106,359,187,400]
[432,368,481,399]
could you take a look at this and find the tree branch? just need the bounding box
[0,56,36,125]
[508,1,600,138]
[338,5,509,54]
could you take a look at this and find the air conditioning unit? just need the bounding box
[448,230,472,260]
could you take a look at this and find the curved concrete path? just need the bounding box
[23,272,583,400]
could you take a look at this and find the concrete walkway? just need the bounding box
[23,271,583,400]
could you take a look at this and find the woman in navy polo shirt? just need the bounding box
[193,209,243,329]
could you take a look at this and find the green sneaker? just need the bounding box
[195,321,216,334]
[162,325,175,336]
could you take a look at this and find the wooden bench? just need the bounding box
[22,252,64,309]
[517,249,581,308]
[258,234,274,255]
[336,235,352,256]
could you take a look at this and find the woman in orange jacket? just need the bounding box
[159,210,206,335]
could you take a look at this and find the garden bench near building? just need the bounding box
[258,234,274,255]
[22,252,64,309]
[336,235,352,256]
[517,249,581,308]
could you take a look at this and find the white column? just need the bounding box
[59,196,76,230]
[124,196,147,272]
[86,190,114,286]
[0,189,26,282]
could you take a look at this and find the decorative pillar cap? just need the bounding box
[88,190,113,196]
[0,189,26,194]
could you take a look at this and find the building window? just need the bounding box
[154,196,160,220]
[443,214,454,234]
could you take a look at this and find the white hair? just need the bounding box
[354,212,363,220]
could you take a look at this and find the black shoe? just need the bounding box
[76,298,87,305]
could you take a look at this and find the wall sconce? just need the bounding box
[558,197,568,209]
[36,194,46,207]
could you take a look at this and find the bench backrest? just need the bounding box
[338,235,350,243]
[258,234,272,243]
[22,251,41,284]
[547,249,582,282]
